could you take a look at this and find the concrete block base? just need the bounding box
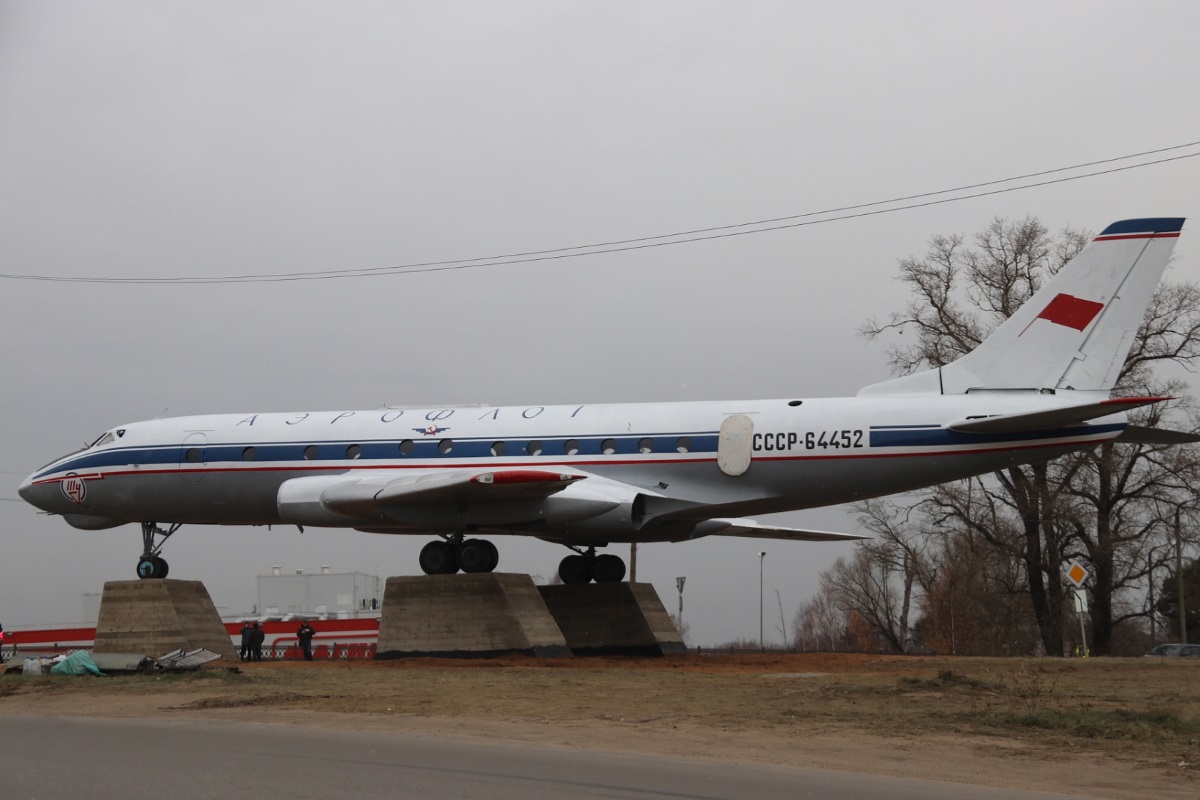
[539,582,687,656]
[376,573,571,659]
[94,579,238,661]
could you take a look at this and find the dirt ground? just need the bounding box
[3,652,1199,799]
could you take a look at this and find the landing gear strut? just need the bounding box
[558,548,626,584]
[136,522,181,580]
[418,536,500,575]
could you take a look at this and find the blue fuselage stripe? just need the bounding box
[36,433,723,478]
[35,423,1125,481]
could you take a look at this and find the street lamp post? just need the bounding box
[758,551,766,652]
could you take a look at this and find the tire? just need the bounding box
[481,540,499,572]
[558,554,592,584]
[419,541,458,575]
[458,539,489,573]
[592,553,626,583]
[136,556,168,579]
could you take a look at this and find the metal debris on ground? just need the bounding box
[156,648,222,670]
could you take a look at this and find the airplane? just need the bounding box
[18,217,1194,584]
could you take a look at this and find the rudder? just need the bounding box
[860,218,1184,396]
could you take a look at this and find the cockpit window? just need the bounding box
[90,432,116,448]
[41,431,109,469]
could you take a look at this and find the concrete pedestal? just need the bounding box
[93,579,237,660]
[376,573,570,658]
[538,582,686,656]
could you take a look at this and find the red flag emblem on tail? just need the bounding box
[1027,293,1104,333]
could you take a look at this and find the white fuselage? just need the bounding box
[19,392,1125,544]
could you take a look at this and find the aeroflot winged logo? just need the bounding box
[1021,293,1105,335]
[415,425,449,435]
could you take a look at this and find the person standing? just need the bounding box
[296,620,315,662]
[0,622,6,663]
[239,621,253,662]
[249,621,265,662]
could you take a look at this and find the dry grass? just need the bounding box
[5,652,1200,768]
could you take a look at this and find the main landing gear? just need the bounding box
[136,522,181,579]
[418,536,500,575]
[557,547,626,584]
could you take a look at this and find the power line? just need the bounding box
[3,141,1198,286]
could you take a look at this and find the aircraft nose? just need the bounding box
[17,474,38,505]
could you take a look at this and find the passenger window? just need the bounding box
[491,441,507,457]
[563,439,580,456]
[185,448,202,463]
[242,447,257,461]
[527,440,543,456]
[438,439,454,454]
[398,440,414,455]
[346,444,361,459]
[676,436,692,453]
[601,438,617,455]
[304,445,318,460]
[638,438,653,454]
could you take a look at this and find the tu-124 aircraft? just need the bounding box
[18,218,1196,583]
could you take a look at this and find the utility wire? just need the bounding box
[3,141,1198,286]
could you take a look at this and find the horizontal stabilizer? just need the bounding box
[948,396,1168,434]
[703,518,869,542]
[1114,425,1200,445]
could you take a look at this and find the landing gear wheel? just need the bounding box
[419,541,459,575]
[136,556,169,580]
[592,553,626,583]
[481,540,499,572]
[137,522,181,580]
[458,539,491,573]
[558,554,592,584]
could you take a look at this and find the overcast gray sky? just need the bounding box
[3,1,1200,645]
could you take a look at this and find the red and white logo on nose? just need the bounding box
[61,474,87,505]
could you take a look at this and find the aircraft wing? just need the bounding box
[293,469,587,517]
[947,396,1168,434]
[700,518,869,542]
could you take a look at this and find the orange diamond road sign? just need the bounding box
[1067,563,1088,588]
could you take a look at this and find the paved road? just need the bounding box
[1,715,1079,799]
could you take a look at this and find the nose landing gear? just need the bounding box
[136,522,181,580]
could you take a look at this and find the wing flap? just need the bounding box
[948,396,1168,434]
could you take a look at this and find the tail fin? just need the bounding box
[860,217,1185,396]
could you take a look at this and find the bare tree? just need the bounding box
[793,587,846,651]
[861,217,1200,654]
[774,589,789,647]
[820,546,911,652]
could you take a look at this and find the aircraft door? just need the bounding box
[717,414,753,476]
[179,432,208,483]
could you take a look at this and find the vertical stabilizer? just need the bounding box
[860,218,1184,396]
